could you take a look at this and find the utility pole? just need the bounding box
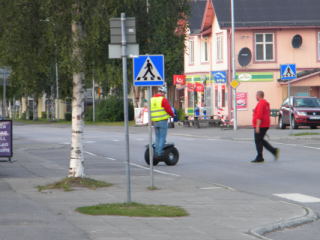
[55,57,59,120]
[92,69,96,122]
[2,70,6,118]
[231,0,237,130]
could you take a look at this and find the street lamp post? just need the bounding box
[231,0,237,130]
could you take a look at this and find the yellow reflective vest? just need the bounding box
[151,97,170,122]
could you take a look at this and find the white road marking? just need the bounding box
[130,163,180,177]
[274,193,320,203]
[62,142,70,145]
[207,138,219,141]
[112,139,120,142]
[200,186,222,190]
[303,146,320,150]
[135,138,145,141]
[105,157,116,161]
[85,141,96,144]
[84,151,97,157]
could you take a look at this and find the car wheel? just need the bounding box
[144,148,159,166]
[278,116,286,129]
[291,116,298,129]
[310,125,317,129]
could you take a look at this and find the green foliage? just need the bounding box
[85,97,134,122]
[0,0,189,100]
[65,112,72,121]
[177,108,186,121]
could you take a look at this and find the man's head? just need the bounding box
[158,86,167,95]
[256,90,264,101]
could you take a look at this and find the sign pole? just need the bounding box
[231,0,237,130]
[288,80,292,130]
[148,86,154,188]
[92,71,96,122]
[121,12,131,203]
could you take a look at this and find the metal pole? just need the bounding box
[148,86,154,188]
[92,72,96,122]
[288,81,292,130]
[55,60,59,120]
[231,0,237,130]
[121,12,131,203]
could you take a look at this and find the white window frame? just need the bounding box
[255,33,274,61]
[189,39,194,65]
[201,38,209,63]
[318,32,320,60]
[216,34,224,62]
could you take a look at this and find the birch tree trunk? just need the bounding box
[68,12,85,178]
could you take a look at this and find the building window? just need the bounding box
[201,38,208,62]
[221,88,226,107]
[255,33,274,61]
[216,34,223,62]
[318,32,320,60]
[188,39,194,65]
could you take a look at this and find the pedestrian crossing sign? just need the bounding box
[280,64,297,80]
[133,55,165,86]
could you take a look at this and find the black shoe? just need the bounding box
[251,158,264,163]
[274,148,280,160]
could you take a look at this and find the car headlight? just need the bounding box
[296,111,307,116]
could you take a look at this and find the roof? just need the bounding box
[278,68,320,83]
[212,0,320,28]
[188,0,207,34]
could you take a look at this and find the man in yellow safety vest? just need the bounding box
[151,86,175,159]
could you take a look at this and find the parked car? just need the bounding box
[278,96,320,129]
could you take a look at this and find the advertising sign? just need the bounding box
[0,120,13,159]
[236,92,248,110]
[212,71,227,84]
[173,75,186,85]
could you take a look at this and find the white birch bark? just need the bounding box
[68,17,85,178]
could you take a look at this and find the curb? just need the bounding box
[248,205,319,240]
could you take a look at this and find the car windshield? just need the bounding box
[293,98,320,108]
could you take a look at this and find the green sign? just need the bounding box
[236,72,274,82]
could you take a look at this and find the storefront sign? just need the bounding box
[195,83,204,92]
[212,71,227,84]
[187,83,195,92]
[173,75,186,85]
[236,92,248,110]
[0,120,13,159]
[236,72,274,82]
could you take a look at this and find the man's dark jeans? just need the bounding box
[254,127,276,160]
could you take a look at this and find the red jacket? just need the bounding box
[153,94,174,117]
[252,99,270,128]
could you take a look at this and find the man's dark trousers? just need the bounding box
[254,128,276,160]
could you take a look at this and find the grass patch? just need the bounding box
[147,186,160,191]
[37,177,112,192]
[290,132,320,136]
[76,202,189,217]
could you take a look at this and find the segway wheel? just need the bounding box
[144,148,159,166]
[164,147,179,166]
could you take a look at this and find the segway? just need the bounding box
[145,143,179,166]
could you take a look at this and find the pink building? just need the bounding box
[184,0,320,126]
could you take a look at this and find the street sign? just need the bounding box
[133,55,165,86]
[108,44,139,59]
[212,71,227,84]
[110,17,136,44]
[0,120,13,161]
[230,79,240,89]
[280,64,297,80]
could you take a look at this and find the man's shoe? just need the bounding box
[251,158,264,163]
[274,148,280,160]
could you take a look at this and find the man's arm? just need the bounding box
[162,98,174,117]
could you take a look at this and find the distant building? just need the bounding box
[183,0,320,125]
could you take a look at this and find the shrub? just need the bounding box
[84,97,134,122]
[65,112,72,121]
[41,112,47,119]
[177,108,186,121]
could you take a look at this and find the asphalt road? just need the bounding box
[8,123,320,240]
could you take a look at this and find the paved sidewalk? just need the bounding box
[0,143,309,240]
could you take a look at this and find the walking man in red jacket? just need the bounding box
[252,91,279,163]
